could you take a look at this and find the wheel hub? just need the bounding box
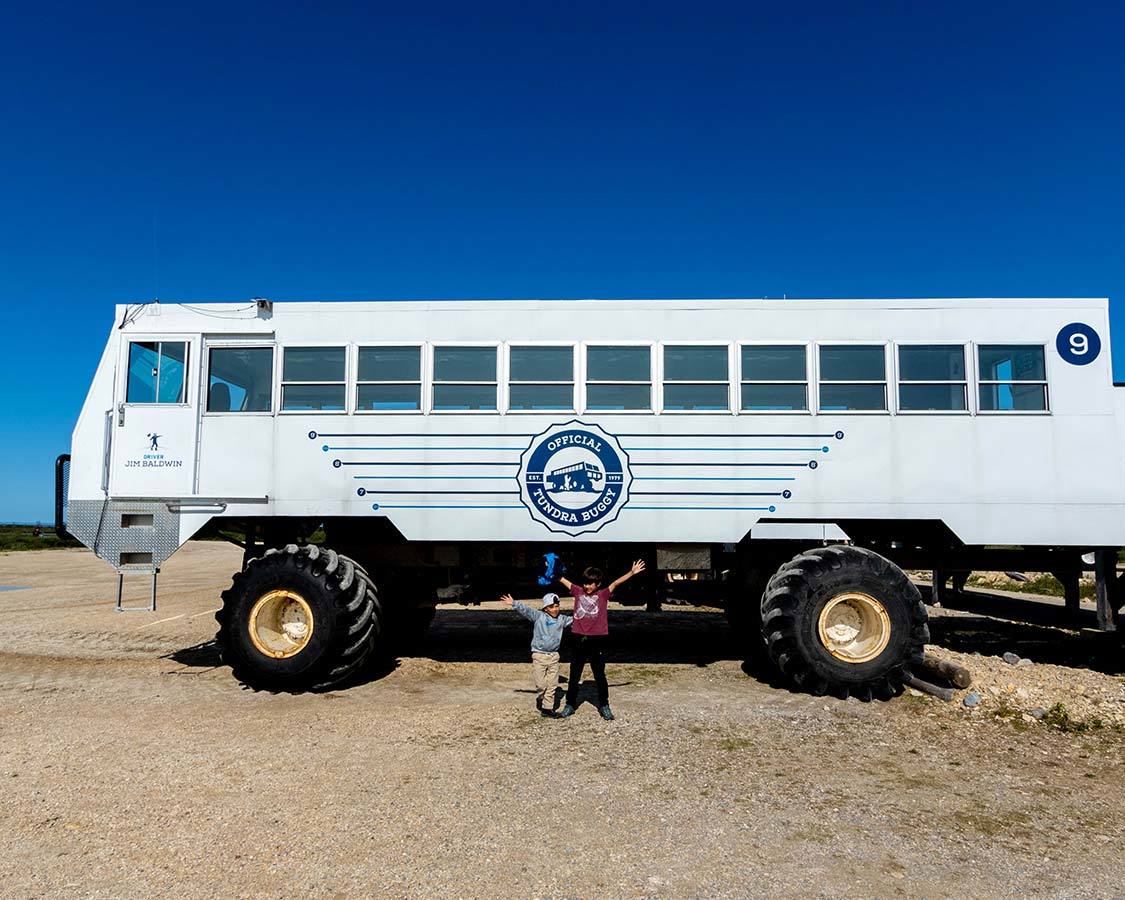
[248,589,314,658]
[817,591,891,663]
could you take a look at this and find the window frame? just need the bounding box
[278,343,350,415]
[202,342,276,416]
[975,342,1051,415]
[814,341,891,415]
[580,341,655,414]
[659,341,734,415]
[121,337,193,408]
[893,342,971,416]
[353,342,426,415]
[737,342,811,415]
[430,342,501,414]
[505,342,576,414]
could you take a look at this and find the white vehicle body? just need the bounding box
[61,297,1125,574]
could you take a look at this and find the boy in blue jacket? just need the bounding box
[501,592,573,717]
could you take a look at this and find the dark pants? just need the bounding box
[566,634,609,707]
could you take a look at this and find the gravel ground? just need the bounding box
[1,543,1123,898]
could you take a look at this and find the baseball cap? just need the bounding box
[541,593,560,608]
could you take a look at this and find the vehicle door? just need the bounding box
[196,336,278,498]
[110,335,200,497]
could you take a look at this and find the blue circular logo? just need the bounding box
[517,422,632,536]
[1056,323,1101,366]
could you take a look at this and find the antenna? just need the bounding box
[152,212,159,303]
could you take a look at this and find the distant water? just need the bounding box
[0,586,28,592]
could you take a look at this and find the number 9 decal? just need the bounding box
[1056,323,1101,366]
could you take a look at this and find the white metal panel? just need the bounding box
[63,298,1125,555]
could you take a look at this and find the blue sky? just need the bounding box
[2,2,1124,522]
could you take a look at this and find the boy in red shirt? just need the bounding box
[557,559,645,720]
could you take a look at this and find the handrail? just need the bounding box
[54,454,71,540]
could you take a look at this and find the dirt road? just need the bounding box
[1,543,1123,898]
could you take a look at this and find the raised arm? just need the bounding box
[558,576,574,591]
[501,593,539,622]
[607,559,646,593]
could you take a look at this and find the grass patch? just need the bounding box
[0,525,82,552]
[642,782,676,800]
[955,809,1033,839]
[990,700,1121,735]
[991,699,1031,732]
[615,664,668,686]
[1041,702,1106,734]
[718,736,755,752]
[965,572,1096,600]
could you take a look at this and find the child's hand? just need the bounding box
[500,594,515,606]
[631,559,646,576]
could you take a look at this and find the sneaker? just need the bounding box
[598,705,615,721]
[558,704,575,718]
[540,708,556,718]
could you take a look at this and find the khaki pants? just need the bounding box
[531,651,560,711]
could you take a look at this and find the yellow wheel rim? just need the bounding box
[817,591,891,663]
[248,590,314,659]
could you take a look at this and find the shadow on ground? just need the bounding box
[166,596,1124,691]
[919,587,1123,675]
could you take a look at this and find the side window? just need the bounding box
[740,345,808,411]
[432,346,497,411]
[207,347,274,412]
[978,345,1048,411]
[818,345,887,411]
[126,341,188,404]
[585,345,651,411]
[897,345,967,412]
[663,345,729,411]
[509,346,574,411]
[357,346,422,411]
[281,347,346,411]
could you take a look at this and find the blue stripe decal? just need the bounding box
[352,475,796,481]
[633,461,814,467]
[314,431,840,439]
[371,504,774,511]
[625,505,777,511]
[630,447,828,452]
[635,476,795,481]
[618,432,839,438]
[355,475,514,480]
[340,460,814,467]
[316,425,844,521]
[632,491,784,496]
[327,444,828,452]
[327,446,526,451]
[340,461,516,466]
[364,490,519,495]
[319,432,535,438]
[363,488,788,499]
[374,504,524,509]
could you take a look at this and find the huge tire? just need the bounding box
[216,544,380,691]
[761,546,928,700]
